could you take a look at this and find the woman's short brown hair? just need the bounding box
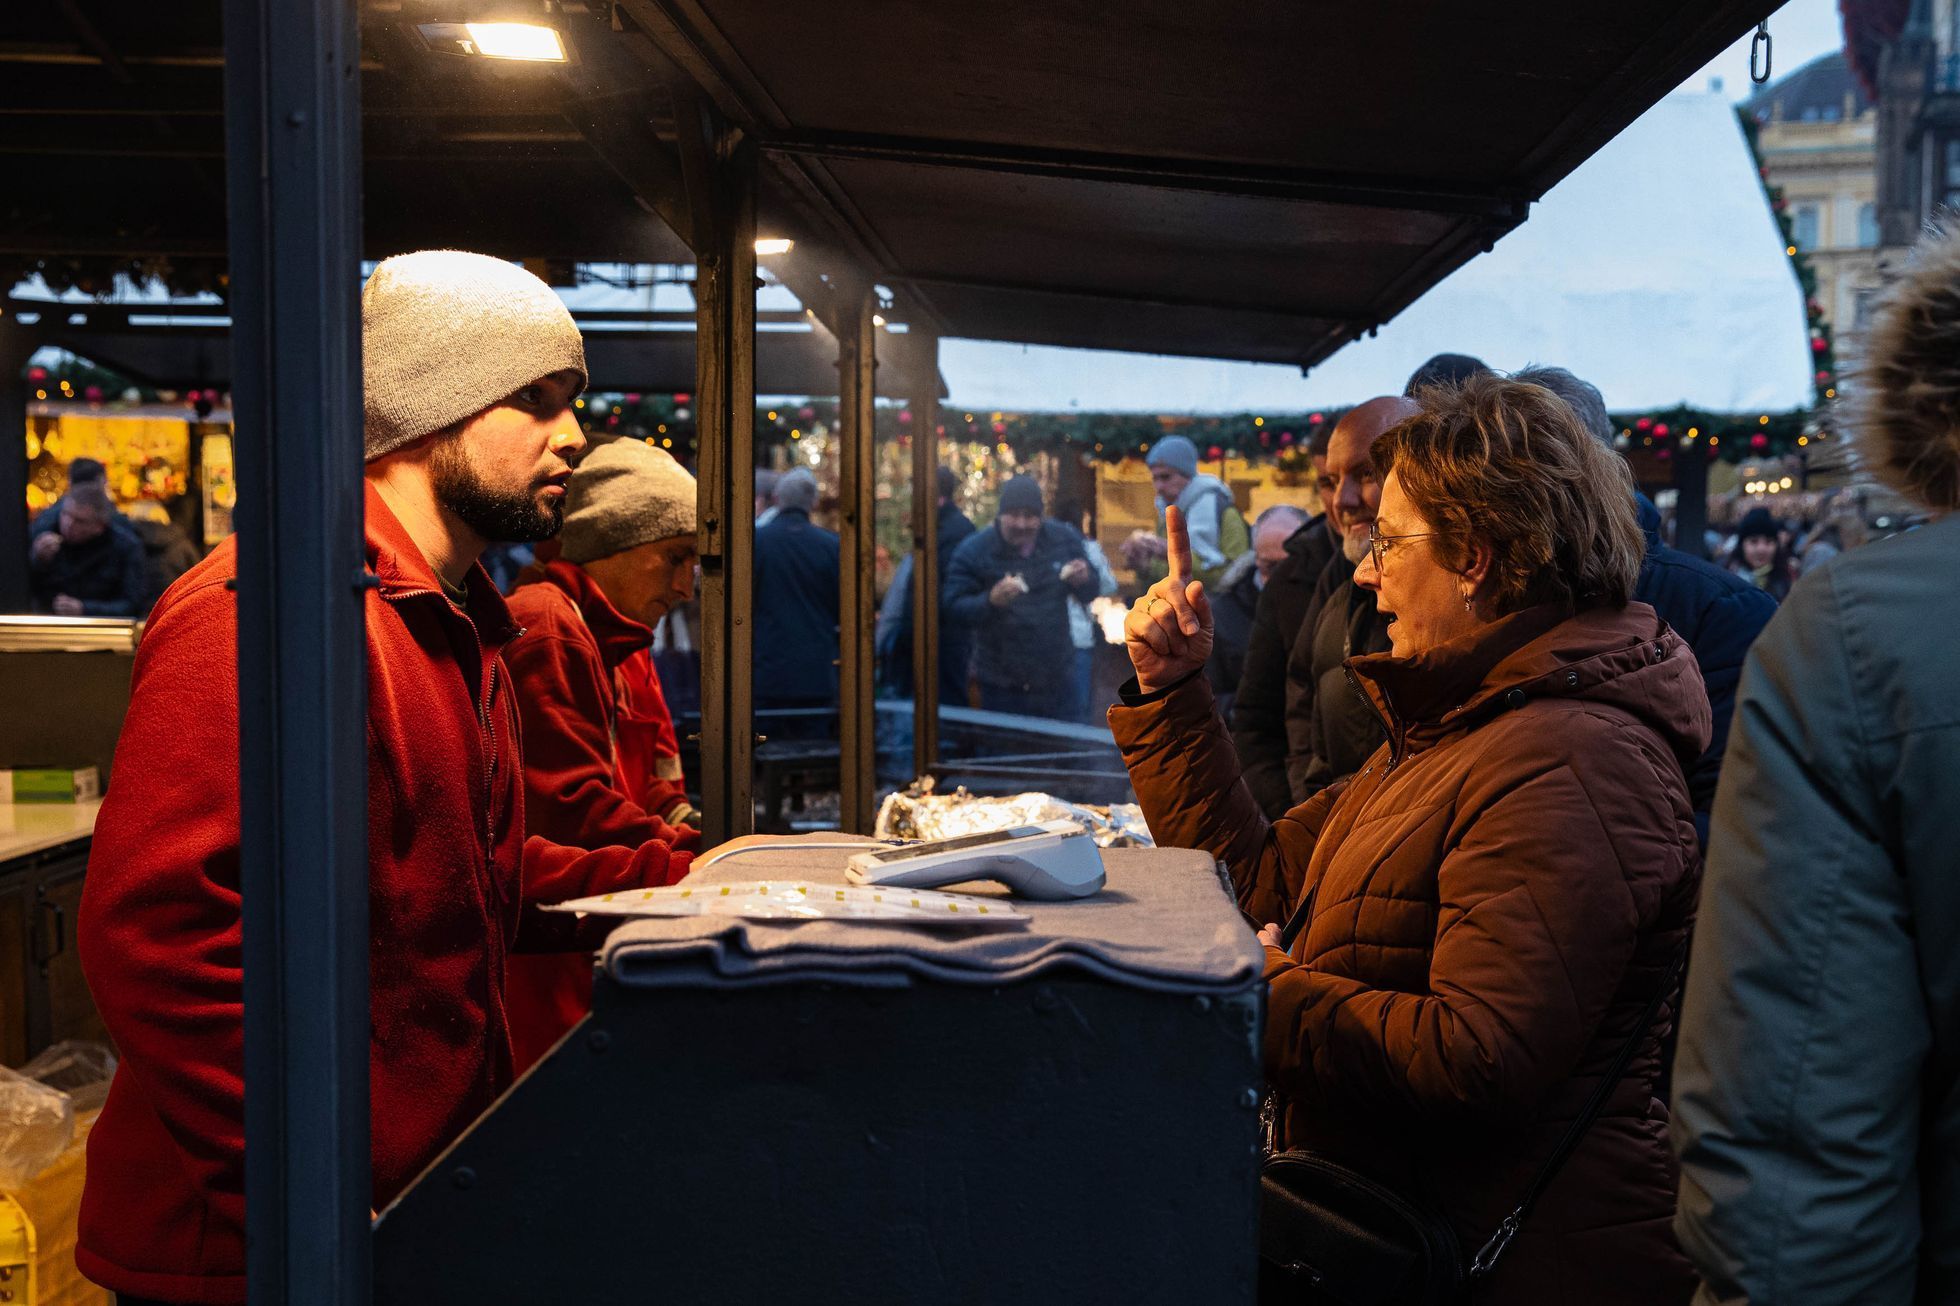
[1376,373,1644,614]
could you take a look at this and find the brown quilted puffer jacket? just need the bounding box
[1110,602,1708,1305]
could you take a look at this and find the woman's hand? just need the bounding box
[1257,922,1283,950]
[1124,505,1214,693]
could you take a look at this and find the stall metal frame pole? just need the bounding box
[0,317,31,613]
[836,281,878,833]
[909,331,942,779]
[223,0,373,1302]
[681,96,758,846]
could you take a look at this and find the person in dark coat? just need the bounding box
[1230,427,1340,817]
[753,466,841,713]
[1115,375,1702,1304]
[942,475,1099,719]
[1726,505,1795,602]
[1278,397,1417,804]
[28,480,147,617]
[1207,504,1306,719]
[1403,351,1490,395]
[1516,366,1776,843]
[1675,224,1960,1305]
[29,456,108,535]
[874,465,978,703]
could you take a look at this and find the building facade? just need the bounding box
[1748,53,1888,344]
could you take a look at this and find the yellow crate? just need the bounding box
[0,1110,109,1305]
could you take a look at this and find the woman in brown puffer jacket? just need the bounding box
[1113,374,1708,1304]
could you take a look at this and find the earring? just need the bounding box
[1462,592,1475,613]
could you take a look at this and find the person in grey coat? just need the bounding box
[1672,225,1960,1304]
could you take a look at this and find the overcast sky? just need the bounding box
[1681,0,1845,99]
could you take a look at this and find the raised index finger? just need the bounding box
[1165,504,1192,583]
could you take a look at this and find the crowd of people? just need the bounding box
[1111,229,1960,1301]
[50,224,1960,1304]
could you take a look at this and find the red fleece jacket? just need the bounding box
[76,486,691,1305]
[502,561,699,1068]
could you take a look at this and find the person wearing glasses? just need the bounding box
[1109,374,1705,1303]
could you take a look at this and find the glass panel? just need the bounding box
[751,364,841,831]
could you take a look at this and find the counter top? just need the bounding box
[0,800,101,866]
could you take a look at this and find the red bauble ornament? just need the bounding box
[83,385,104,404]
[897,408,912,426]
[1811,337,1829,353]
[798,405,816,422]
[1259,432,1271,446]
[1751,432,1769,451]
[1653,423,1670,439]
[1635,417,1652,431]
[674,393,691,404]
[992,421,1006,435]
[935,424,945,436]
[1279,432,1294,446]
[624,392,642,403]
[1816,370,1832,383]
[26,366,47,383]
[1657,448,1672,461]
[1207,445,1224,460]
[1309,412,1324,425]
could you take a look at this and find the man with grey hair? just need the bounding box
[1516,364,1773,840]
[28,478,146,617]
[754,465,841,714]
[1207,503,1307,711]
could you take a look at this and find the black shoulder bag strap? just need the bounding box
[1464,940,1690,1280]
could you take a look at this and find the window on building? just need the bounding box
[1855,287,1879,330]
[1791,204,1821,250]
[1857,202,1879,248]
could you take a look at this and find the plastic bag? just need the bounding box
[0,1063,74,1190]
[22,1040,118,1114]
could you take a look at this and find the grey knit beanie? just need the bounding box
[1146,435,1198,479]
[362,250,588,462]
[558,438,697,564]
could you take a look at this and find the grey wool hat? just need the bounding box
[559,438,698,564]
[1145,435,1199,479]
[362,250,588,462]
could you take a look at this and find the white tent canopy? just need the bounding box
[937,92,1814,415]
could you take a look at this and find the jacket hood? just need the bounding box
[1283,513,1328,558]
[1848,224,1960,511]
[1350,602,1711,773]
[1218,548,1260,594]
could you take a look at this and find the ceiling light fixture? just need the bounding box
[415,19,569,63]
[754,238,794,256]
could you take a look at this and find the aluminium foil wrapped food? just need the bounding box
[874,778,1154,849]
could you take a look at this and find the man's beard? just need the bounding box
[1341,525,1372,565]
[430,438,562,544]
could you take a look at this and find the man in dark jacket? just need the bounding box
[943,475,1099,719]
[753,466,841,714]
[1280,396,1417,804]
[1517,367,1774,840]
[1229,429,1339,817]
[874,465,978,703]
[28,479,147,617]
[1208,504,1306,715]
[1675,229,1960,1303]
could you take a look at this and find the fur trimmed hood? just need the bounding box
[1849,226,1960,510]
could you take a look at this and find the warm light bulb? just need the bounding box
[872,314,886,326]
[463,22,567,61]
[753,238,794,256]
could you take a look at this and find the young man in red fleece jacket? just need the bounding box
[76,251,695,1305]
[503,436,701,1069]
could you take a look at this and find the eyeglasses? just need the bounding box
[1366,524,1452,574]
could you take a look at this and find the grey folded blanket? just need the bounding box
[601,846,1260,995]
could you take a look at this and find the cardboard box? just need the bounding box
[0,767,100,804]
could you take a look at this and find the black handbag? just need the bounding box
[1256,885,1686,1306]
